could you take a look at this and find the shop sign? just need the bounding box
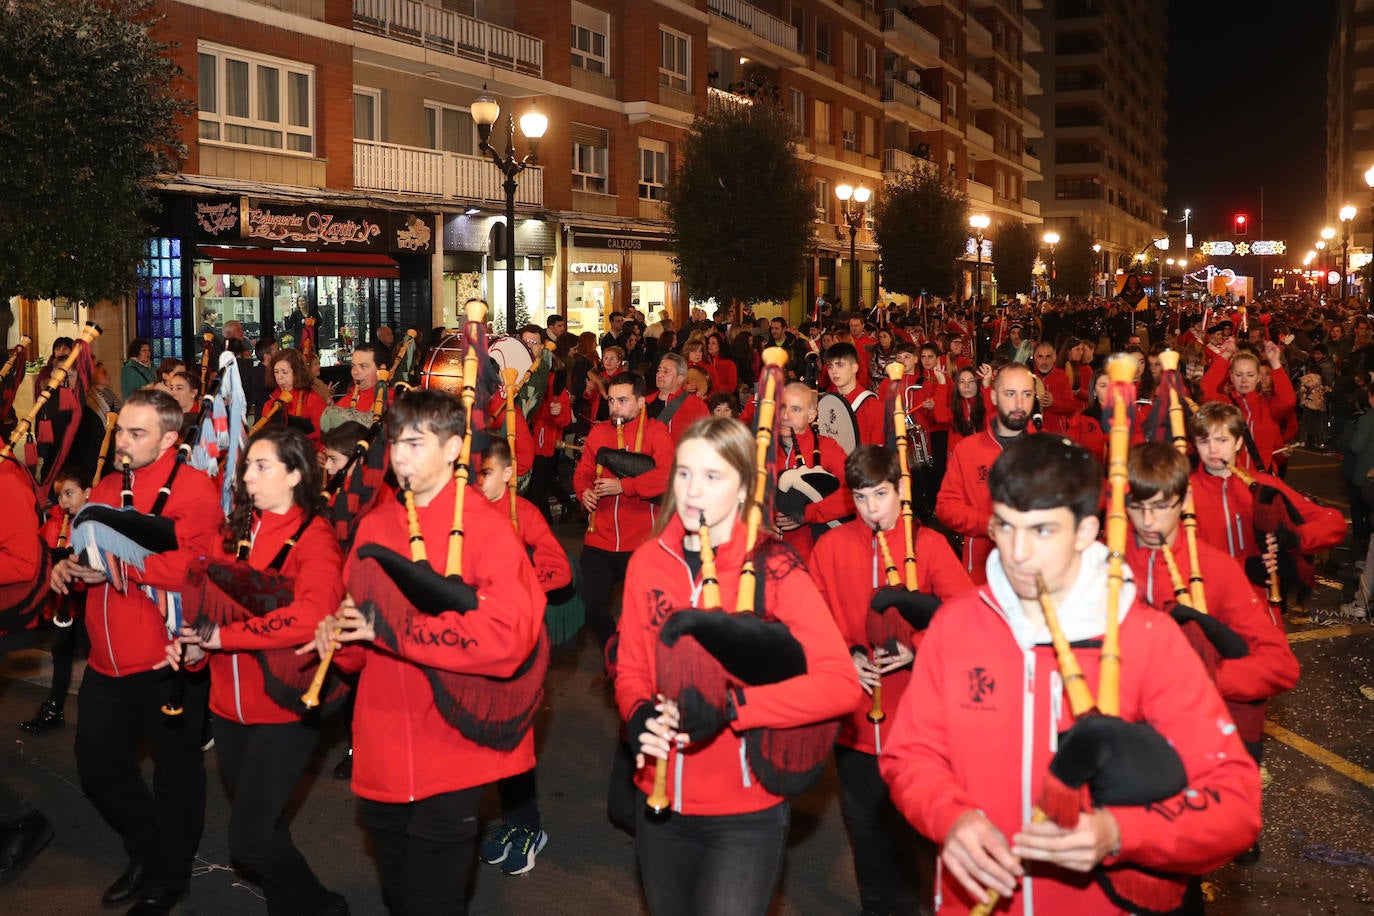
[573,228,674,252]
[189,197,433,254]
[245,205,380,247]
[571,262,619,275]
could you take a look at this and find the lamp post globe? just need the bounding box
[1342,206,1357,300]
[1042,231,1059,297]
[969,214,990,319]
[835,182,869,310]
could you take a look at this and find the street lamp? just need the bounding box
[969,213,990,315]
[1153,237,1169,302]
[1092,243,1103,297]
[835,182,872,311]
[471,84,548,333]
[1341,205,1358,301]
[1042,231,1060,297]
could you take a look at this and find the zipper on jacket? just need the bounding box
[232,654,245,724]
[673,747,684,814]
[738,737,751,789]
[1049,670,1063,754]
[1021,648,1036,914]
[103,588,119,677]
[1146,548,1157,605]
[1220,480,1237,556]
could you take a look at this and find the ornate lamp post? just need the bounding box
[969,213,990,315]
[1092,243,1103,297]
[835,182,871,311]
[1042,231,1060,297]
[471,85,548,332]
[1341,205,1357,301]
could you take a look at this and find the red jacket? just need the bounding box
[648,388,711,444]
[1125,534,1300,743]
[336,384,378,414]
[509,494,572,593]
[529,379,572,459]
[1189,467,1346,563]
[811,520,973,754]
[207,509,345,725]
[573,412,674,553]
[703,355,738,396]
[879,547,1261,915]
[82,447,223,677]
[269,386,327,443]
[933,390,993,455]
[1063,411,1107,463]
[1201,357,1296,472]
[775,426,854,562]
[614,514,861,816]
[936,430,1025,585]
[844,386,885,447]
[339,479,545,803]
[0,461,43,634]
[486,392,535,473]
[1033,365,1080,435]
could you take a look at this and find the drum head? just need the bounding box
[489,336,533,380]
[816,392,859,454]
[419,330,465,396]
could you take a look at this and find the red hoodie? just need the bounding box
[573,412,674,553]
[507,494,572,594]
[1032,365,1080,435]
[811,519,974,755]
[615,514,861,816]
[1189,467,1346,564]
[83,448,222,677]
[529,379,572,459]
[879,547,1261,915]
[1125,533,1300,744]
[486,391,535,473]
[703,355,738,397]
[1201,357,1297,473]
[843,386,885,447]
[337,479,545,803]
[936,430,1028,585]
[207,508,345,724]
[775,426,853,562]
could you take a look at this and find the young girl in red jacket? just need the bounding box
[474,439,572,876]
[170,425,349,914]
[616,417,860,916]
[1201,339,1296,472]
[811,445,972,916]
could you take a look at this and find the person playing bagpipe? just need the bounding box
[615,416,860,916]
[50,389,223,914]
[810,444,972,916]
[266,349,327,445]
[157,424,348,914]
[771,382,853,563]
[472,438,573,876]
[880,433,1261,915]
[336,342,392,415]
[302,389,545,915]
[573,371,674,658]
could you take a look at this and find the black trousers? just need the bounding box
[213,715,333,915]
[635,793,789,916]
[75,666,209,891]
[835,745,931,914]
[581,545,632,656]
[527,453,570,525]
[358,786,483,916]
[47,614,89,706]
[496,768,540,830]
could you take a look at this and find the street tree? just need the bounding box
[665,100,812,311]
[873,166,968,300]
[1053,223,1098,298]
[0,0,188,304]
[992,220,1037,298]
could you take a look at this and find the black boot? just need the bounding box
[333,745,353,780]
[19,699,64,735]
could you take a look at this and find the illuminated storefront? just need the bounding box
[564,227,682,335]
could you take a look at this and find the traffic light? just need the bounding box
[1234,213,1248,236]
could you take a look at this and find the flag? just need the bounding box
[188,352,248,515]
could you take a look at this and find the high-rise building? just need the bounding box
[1328,0,1374,268]
[1027,0,1168,287]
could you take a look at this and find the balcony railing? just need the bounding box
[965,124,994,152]
[883,148,938,177]
[966,179,994,205]
[1022,198,1041,218]
[707,86,753,113]
[353,0,542,77]
[354,140,543,206]
[881,8,941,62]
[883,78,943,121]
[707,0,798,56]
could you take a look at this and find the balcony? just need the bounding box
[707,86,754,114]
[1023,106,1043,138]
[965,70,994,107]
[966,18,993,55]
[706,0,802,65]
[965,124,995,157]
[883,148,938,178]
[883,78,945,128]
[1022,198,1041,219]
[966,178,994,205]
[881,8,943,67]
[1022,148,1041,171]
[353,140,543,206]
[1022,59,1043,95]
[353,0,542,76]
[1023,18,1042,53]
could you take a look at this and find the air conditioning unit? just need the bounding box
[906,70,920,87]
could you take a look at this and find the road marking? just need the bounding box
[1288,624,1374,643]
[1264,721,1374,790]
[1314,576,1347,590]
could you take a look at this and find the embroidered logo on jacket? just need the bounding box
[967,667,996,704]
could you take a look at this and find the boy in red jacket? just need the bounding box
[51,389,223,912]
[881,434,1260,915]
[811,445,973,916]
[825,342,884,446]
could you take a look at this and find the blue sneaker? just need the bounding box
[500,826,548,876]
[479,822,519,865]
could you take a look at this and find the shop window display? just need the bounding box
[137,238,184,360]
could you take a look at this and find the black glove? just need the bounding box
[1244,553,1302,591]
[596,447,656,479]
[1049,715,1188,807]
[676,685,732,744]
[625,699,656,748]
[869,588,942,631]
[1169,604,1250,659]
[1273,523,1300,553]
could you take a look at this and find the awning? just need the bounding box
[198,246,400,279]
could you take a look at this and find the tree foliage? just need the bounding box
[1053,222,1097,298]
[873,166,969,299]
[0,0,188,303]
[993,220,1036,298]
[665,101,812,305]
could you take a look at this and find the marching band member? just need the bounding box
[336,342,392,414]
[267,349,327,444]
[1201,338,1295,473]
[1030,341,1081,435]
[649,353,710,445]
[771,382,852,563]
[824,342,883,447]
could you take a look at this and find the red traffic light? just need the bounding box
[1234,213,1248,235]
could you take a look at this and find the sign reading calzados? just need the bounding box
[192,198,432,253]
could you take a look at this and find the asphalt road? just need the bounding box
[1,447,1371,914]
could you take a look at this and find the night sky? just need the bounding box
[1165,0,1337,253]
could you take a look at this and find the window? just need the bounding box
[814,179,829,222]
[945,83,958,118]
[996,171,1006,197]
[639,139,669,200]
[1009,174,1019,200]
[814,99,831,143]
[424,102,476,155]
[844,32,858,77]
[789,88,806,132]
[659,27,689,92]
[864,45,877,84]
[198,43,314,154]
[571,2,609,75]
[354,87,380,141]
[790,3,805,53]
[815,20,831,63]
[572,123,610,193]
[842,108,857,152]
[863,115,876,157]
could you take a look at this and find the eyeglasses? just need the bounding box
[1124,499,1182,516]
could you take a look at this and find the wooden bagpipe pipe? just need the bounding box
[646,348,839,817]
[587,405,648,535]
[0,334,31,420]
[771,417,842,530]
[972,355,1195,916]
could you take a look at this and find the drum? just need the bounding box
[419,330,465,396]
[816,392,859,454]
[489,335,533,380]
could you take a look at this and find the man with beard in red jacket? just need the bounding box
[51,389,222,914]
[936,363,1036,584]
[1030,341,1080,435]
[881,435,1261,915]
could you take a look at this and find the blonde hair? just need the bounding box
[654,417,755,535]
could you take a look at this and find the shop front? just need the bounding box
[564,227,682,336]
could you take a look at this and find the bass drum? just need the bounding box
[489,335,533,381]
[816,392,859,454]
[419,330,465,396]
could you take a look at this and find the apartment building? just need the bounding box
[112,0,1050,365]
[1328,0,1374,264]
[1027,0,1167,281]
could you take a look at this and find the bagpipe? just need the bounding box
[972,354,1194,916]
[646,348,839,817]
[1227,461,1310,610]
[48,407,119,630]
[251,390,294,436]
[773,418,842,529]
[311,303,549,750]
[0,334,30,422]
[587,404,648,534]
